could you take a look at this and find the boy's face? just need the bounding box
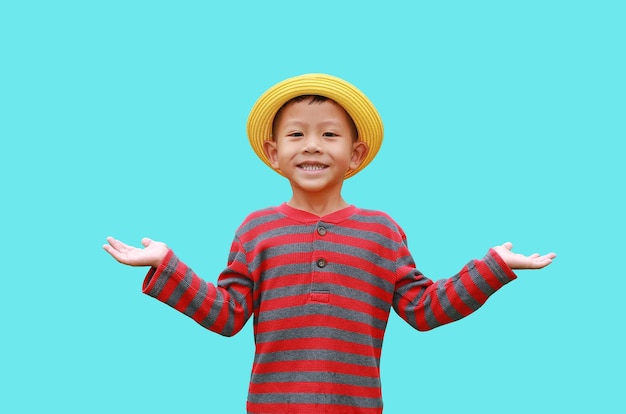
[263,98,368,196]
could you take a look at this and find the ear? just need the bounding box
[263,140,280,169]
[349,141,369,170]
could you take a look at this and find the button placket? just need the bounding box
[311,221,330,302]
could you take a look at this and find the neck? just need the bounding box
[287,191,349,217]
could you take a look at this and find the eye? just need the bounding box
[287,132,304,137]
[322,132,338,137]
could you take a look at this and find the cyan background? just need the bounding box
[1,1,623,413]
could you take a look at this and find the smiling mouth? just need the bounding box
[298,163,328,171]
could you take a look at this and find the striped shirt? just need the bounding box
[143,203,516,413]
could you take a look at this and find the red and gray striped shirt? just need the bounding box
[143,203,516,413]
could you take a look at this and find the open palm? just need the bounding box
[493,242,556,269]
[103,237,168,268]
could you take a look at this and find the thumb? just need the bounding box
[501,241,513,251]
[141,237,153,247]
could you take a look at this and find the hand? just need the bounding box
[493,242,556,270]
[103,236,169,268]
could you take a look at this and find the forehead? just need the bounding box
[274,97,353,125]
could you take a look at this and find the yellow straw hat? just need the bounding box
[246,73,384,179]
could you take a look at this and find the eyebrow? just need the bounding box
[281,120,345,128]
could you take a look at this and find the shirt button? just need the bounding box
[317,226,327,236]
[316,258,327,268]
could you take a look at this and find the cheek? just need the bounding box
[275,142,294,155]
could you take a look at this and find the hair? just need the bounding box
[271,95,359,141]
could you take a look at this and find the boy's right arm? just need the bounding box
[103,236,169,268]
[103,235,254,337]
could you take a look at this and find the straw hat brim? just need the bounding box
[246,73,384,179]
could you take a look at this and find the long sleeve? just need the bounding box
[142,237,254,337]
[393,247,517,331]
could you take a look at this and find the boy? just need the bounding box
[104,73,556,413]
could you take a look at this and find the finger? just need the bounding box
[106,236,122,249]
[108,237,132,252]
[103,244,126,263]
[532,256,554,269]
[104,237,121,252]
[529,253,540,259]
[142,237,152,247]
[502,242,513,251]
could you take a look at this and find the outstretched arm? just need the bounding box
[393,242,555,332]
[492,242,556,270]
[103,236,169,268]
[106,235,255,338]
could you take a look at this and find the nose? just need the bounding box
[302,135,322,153]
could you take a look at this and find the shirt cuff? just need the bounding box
[486,247,517,284]
[142,249,176,294]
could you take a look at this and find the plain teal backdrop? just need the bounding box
[1,1,624,413]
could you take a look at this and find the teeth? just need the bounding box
[300,165,326,171]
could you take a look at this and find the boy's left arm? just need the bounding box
[393,242,555,331]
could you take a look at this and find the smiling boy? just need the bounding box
[264,94,367,215]
[104,73,556,413]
